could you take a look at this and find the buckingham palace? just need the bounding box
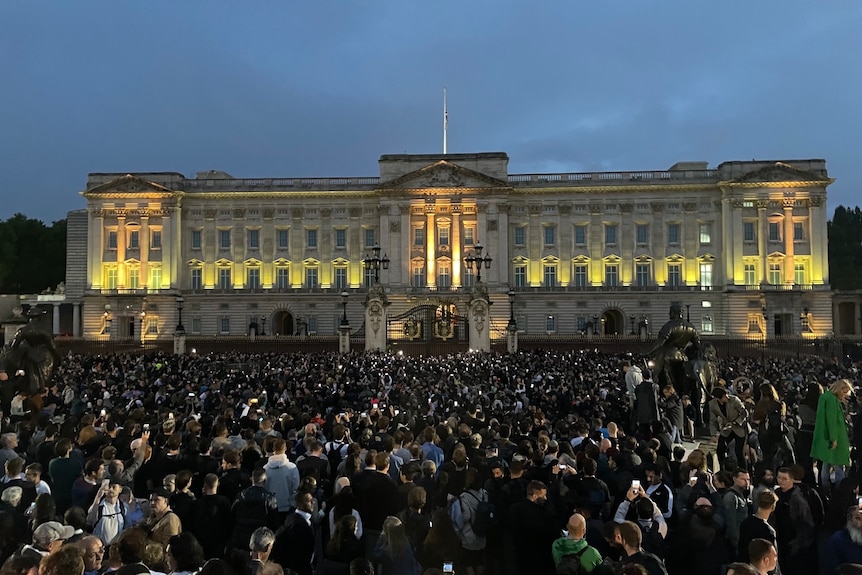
[59,152,834,349]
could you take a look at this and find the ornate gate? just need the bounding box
[387,303,469,355]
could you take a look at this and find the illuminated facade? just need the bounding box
[66,153,834,342]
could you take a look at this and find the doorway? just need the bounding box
[272,310,294,336]
[601,309,624,336]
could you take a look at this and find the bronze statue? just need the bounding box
[0,310,61,401]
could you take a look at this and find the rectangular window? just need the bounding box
[701,315,714,333]
[544,226,556,246]
[514,227,526,246]
[794,262,806,285]
[574,225,587,246]
[218,268,231,290]
[106,268,117,289]
[220,316,230,334]
[768,262,782,285]
[793,222,805,242]
[363,265,375,287]
[247,267,260,289]
[700,262,713,287]
[129,230,140,249]
[514,265,526,287]
[768,222,780,242]
[108,231,118,250]
[191,317,201,334]
[699,223,711,245]
[334,267,347,290]
[546,315,556,333]
[743,222,756,242]
[275,268,289,289]
[573,264,588,287]
[146,318,158,335]
[414,227,425,247]
[277,229,289,250]
[365,228,375,248]
[438,226,449,246]
[577,316,586,332]
[305,267,318,288]
[667,223,680,245]
[667,263,681,287]
[438,264,451,288]
[605,225,618,245]
[463,269,475,287]
[334,229,346,249]
[129,268,140,289]
[463,227,475,246]
[149,268,161,290]
[543,265,557,287]
[307,317,318,335]
[190,230,201,250]
[190,268,202,290]
[636,263,650,287]
[412,265,425,287]
[219,229,231,249]
[307,229,318,248]
[150,230,161,250]
[248,229,259,249]
[744,263,757,285]
[636,224,649,245]
[605,264,619,287]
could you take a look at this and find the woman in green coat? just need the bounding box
[810,378,853,488]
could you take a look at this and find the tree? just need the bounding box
[828,205,862,290]
[0,214,66,294]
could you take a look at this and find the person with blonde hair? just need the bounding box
[752,382,792,470]
[812,378,853,489]
[373,516,421,575]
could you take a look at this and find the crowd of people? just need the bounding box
[0,347,860,575]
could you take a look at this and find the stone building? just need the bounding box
[63,152,834,345]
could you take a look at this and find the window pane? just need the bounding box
[605,264,618,286]
[219,268,231,289]
[129,269,139,289]
[191,317,201,334]
[191,268,202,290]
[191,230,201,249]
[438,265,451,288]
[414,227,425,246]
[700,262,713,287]
[744,263,757,285]
[514,265,526,287]
[438,227,449,246]
[699,223,711,244]
[544,226,555,246]
[546,315,555,332]
[247,268,260,289]
[464,227,475,246]
[220,316,230,334]
[248,229,259,249]
[277,229,289,249]
[412,265,425,287]
[794,263,806,285]
[667,224,680,244]
[743,222,756,242]
[306,267,318,288]
[605,225,617,245]
[768,263,782,284]
[667,264,681,286]
[149,268,161,290]
[793,222,804,241]
[574,264,587,287]
[768,222,780,242]
[335,268,347,290]
[220,230,231,249]
[636,224,648,245]
[129,231,139,249]
[365,229,375,248]
[574,225,586,246]
[514,227,525,246]
[364,266,375,287]
[543,265,556,287]
[636,263,650,287]
[307,229,318,248]
[335,229,346,248]
[276,268,289,289]
[106,268,117,289]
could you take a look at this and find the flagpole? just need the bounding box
[443,87,448,155]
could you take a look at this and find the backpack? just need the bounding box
[325,440,346,477]
[639,519,667,559]
[556,546,589,575]
[761,405,786,440]
[461,490,497,537]
[797,483,826,526]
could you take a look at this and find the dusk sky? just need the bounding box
[1,1,860,224]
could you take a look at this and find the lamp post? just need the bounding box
[685,304,691,323]
[506,288,518,353]
[629,315,636,336]
[800,307,811,333]
[363,244,390,284]
[260,315,266,336]
[463,241,493,283]
[341,291,349,327]
[592,314,599,337]
[175,296,185,334]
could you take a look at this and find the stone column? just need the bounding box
[140,215,149,289]
[339,323,351,354]
[364,285,388,352]
[400,205,411,286]
[72,303,81,337]
[452,208,462,288]
[757,201,768,284]
[497,203,509,287]
[507,323,518,353]
[784,202,794,284]
[173,332,186,355]
[467,284,491,352]
[426,208,436,287]
[52,304,60,335]
[117,215,127,286]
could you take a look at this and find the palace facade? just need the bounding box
[61,152,834,343]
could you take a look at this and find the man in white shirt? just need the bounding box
[86,482,127,545]
[25,463,51,496]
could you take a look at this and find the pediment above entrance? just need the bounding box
[381,161,507,190]
[728,162,830,185]
[83,174,175,196]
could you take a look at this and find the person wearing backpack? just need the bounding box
[552,513,604,574]
[85,481,128,545]
[450,468,488,575]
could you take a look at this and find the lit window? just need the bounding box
[437,264,451,288]
[438,227,449,246]
[364,265,375,287]
[276,267,289,289]
[701,315,714,333]
[219,230,231,249]
[636,263,650,287]
[702,301,712,308]
[699,223,711,244]
[699,262,713,287]
[636,224,649,245]
[247,267,260,289]
[605,263,619,286]
[277,229,289,249]
[514,227,526,246]
[463,268,475,287]
[514,265,526,287]
[744,263,757,285]
[544,226,556,246]
[190,268,202,290]
[149,268,161,291]
[768,262,782,285]
[574,225,587,246]
[146,318,158,335]
[605,225,618,245]
[305,267,319,288]
[412,265,425,287]
[573,264,588,287]
[543,265,557,287]
[335,229,347,249]
[794,262,806,285]
[667,224,680,245]
[128,231,140,249]
[307,229,318,248]
[334,267,347,290]
[768,222,780,242]
[463,227,475,246]
[743,222,756,243]
[150,230,161,250]
[108,231,117,250]
[129,268,140,289]
[248,229,259,249]
[218,268,231,290]
[667,263,681,287]
[105,268,117,289]
[191,230,202,249]
[414,227,425,246]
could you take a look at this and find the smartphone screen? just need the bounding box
[443,562,454,574]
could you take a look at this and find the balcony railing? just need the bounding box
[183,177,380,191]
[510,284,717,293]
[508,169,718,186]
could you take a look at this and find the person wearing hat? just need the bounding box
[21,520,75,558]
[144,487,182,546]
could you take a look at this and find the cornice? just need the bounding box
[719,180,834,189]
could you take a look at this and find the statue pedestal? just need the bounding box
[3,322,25,346]
[339,324,351,354]
[468,284,491,353]
[507,325,518,353]
[173,332,186,355]
[364,285,388,352]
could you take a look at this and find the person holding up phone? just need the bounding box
[86,479,128,545]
